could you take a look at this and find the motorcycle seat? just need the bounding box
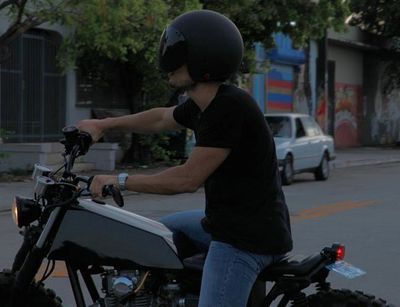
[183,253,206,271]
[258,253,324,281]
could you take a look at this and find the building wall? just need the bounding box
[363,57,400,145]
[252,34,306,114]
[0,20,90,140]
[266,63,294,112]
[328,45,363,146]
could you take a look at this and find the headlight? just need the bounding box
[11,196,41,228]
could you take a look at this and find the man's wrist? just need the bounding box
[117,173,129,191]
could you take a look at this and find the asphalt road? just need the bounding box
[0,163,399,306]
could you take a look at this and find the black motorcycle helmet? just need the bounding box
[158,10,244,82]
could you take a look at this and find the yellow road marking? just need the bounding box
[36,261,68,279]
[37,200,380,278]
[291,200,379,223]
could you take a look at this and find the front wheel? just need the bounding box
[307,289,392,307]
[0,269,62,307]
[314,152,329,181]
[281,155,294,185]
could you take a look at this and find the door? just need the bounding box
[291,118,312,170]
[301,116,323,167]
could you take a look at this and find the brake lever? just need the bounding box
[85,176,124,207]
[102,185,124,207]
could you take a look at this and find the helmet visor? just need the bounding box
[158,26,187,72]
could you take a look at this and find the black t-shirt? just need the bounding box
[173,84,292,254]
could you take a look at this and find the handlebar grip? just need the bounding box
[61,126,92,156]
[102,185,113,198]
[102,185,124,207]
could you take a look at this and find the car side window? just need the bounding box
[301,117,321,137]
[295,118,306,138]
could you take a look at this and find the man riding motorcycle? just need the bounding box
[77,10,292,307]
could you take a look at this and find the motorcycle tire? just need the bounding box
[307,288,392,307]
[0,269,62,307]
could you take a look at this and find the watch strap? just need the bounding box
[117,173,129,191]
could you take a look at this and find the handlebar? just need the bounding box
[60,126,93,177]
[102,185,124,207]
[61,126,92,156]
[82,176,124,207]
[58,128,124,207]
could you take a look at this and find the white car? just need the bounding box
[265,113,335,185]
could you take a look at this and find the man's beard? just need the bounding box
[169,79,197,92]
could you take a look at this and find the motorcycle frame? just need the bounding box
[10,199,334,307]
[9,130,336,307]
[11,203,102,307]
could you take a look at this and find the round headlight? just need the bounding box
[11,196,41,228]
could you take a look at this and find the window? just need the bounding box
[295,118,306,138]
[0,29,65,142]
[301,116,322,137]
[265,116,292,138]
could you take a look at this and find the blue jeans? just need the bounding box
[160,210,283,307]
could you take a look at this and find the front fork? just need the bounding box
[11,226,42,274]
[11,207,63,304]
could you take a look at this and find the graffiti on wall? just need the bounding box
[266,64,294,112]
[371,89,400,144]
[316,87,326,132]
[292,64,311,114]
[334,83,361,147]
[335,83,361,146]
[315,83,362,146]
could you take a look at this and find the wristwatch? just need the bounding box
[117,173,129,191]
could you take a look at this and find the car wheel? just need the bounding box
[314,152,329,181]
[281,154,294,185]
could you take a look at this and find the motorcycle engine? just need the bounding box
[95,269,199,307]
[100,270,153,307]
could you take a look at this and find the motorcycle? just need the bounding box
[0,126,393,306]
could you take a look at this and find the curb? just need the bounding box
[333,158,400,169]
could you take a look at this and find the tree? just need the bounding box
[202,0,349,125]
[0,0,78,61]
[349,0,400,92]
[202,0,349,68]
[0,0,349,163]
[58,0,201,164]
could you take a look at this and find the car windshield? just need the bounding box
[265,116,292,138]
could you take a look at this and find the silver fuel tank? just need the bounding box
[48,199,183,270]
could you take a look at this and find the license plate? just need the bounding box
[326,260,366,279]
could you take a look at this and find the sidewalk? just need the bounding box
[0,146,399,212]
[332,146,400,169]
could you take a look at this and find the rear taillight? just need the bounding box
[333,244,345,260]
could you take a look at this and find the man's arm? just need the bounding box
[90,146,230,197]
[77,106,181,142]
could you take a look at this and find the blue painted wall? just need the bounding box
[252,33,306,113]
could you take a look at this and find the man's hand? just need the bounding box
[76,119,106,143]
[90,175,118,199]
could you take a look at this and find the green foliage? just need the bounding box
[0,129,10,159]
[349,0,400,37]
[0,0,78,50]
[201,0,349,78]
[1,0,349,164]
[349,0,400,92]
[202,0,349,49]
[57,0,201,68]
[138,133,175,163]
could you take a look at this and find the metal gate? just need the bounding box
[0,29,66,142]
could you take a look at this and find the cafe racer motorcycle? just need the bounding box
[0,127,393,306]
